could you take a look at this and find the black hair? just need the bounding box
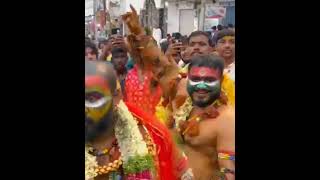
[180,36,189,45]
[85,61,117,94]
[85,42,98,56]
[212,26,217,30]
[172,32,182,40]
[98,39,108,49]
[188,55,224,76]
[160,40,169,53]
[111,47,127,57]
[217,24,223,31]
[188,31,214,47]
[103,62,117,95]
[215,29,235,44]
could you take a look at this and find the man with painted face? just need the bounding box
[172,55,235,180]
[85,61,192,180]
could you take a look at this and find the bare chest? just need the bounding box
[183,119,221,180]
[184,118,218,148]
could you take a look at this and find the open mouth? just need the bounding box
[196,90,209,94]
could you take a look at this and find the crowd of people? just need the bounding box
[85,5,235,180]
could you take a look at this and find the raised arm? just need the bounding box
[122,5,180,107]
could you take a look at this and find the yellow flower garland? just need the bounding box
[155,97,169,125]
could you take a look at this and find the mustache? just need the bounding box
[192,91,221,107]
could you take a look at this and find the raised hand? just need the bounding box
[121,4,143,35]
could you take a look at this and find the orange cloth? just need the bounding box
[126,102,187,180]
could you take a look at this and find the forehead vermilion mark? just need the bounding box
[221,36,235,41]
[85,75,109,90]
[189,67,219,78]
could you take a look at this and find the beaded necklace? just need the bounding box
[85,101,156,180]
[89,139,117,157]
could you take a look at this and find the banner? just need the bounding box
[205,5,226,19]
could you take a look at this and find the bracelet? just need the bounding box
[218,152,235,161]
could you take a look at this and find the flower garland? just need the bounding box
[85,100,155,180]
[173,95,227,137]
[173,94,228,132]
[85,146,98,180]
[173,96,193,129]
[115,100,154,175]
[155,97,171,125]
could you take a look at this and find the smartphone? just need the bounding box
[111,28,120,35]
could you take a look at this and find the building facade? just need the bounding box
[85,0,235,38]
[166,0,235,36]
[219,0,235,26]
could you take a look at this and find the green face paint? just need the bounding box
[187,81,196,95]
[211,82,221,96]
[187,79,221,107]
[196,82,210,90]
[187,80,220,94]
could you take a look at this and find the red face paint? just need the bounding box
[189,67,220,80]
[85,75,109,91]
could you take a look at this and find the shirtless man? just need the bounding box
[85,61,192,180]
[173,55,235,180]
